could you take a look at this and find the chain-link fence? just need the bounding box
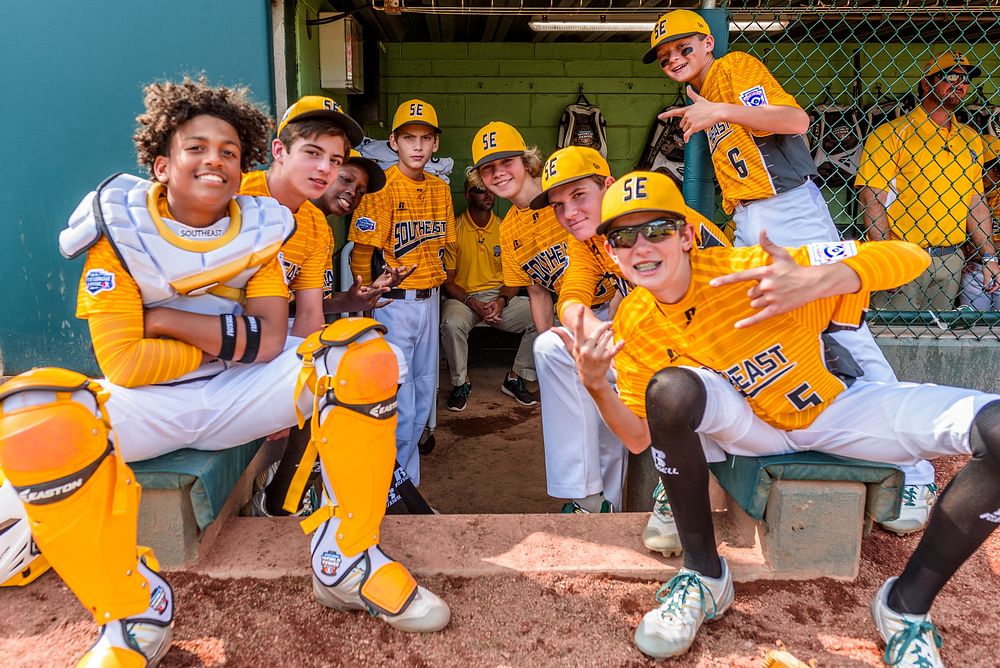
[715,1,1000,339]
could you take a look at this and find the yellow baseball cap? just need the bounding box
[344,149,386,194]
[529,146,611,210]
[471,121,527,169]
[391,99,440,133]
[277,95,364,147]
[642,9,711,65]
[597,171,687,235]
[923,50,981,79]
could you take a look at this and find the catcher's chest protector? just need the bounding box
[808,103,864,188]
[558,92,609,158]
[59,174,293,313]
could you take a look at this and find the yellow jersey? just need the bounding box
[500,204,615,305]
[348,165,456,290]
[443,210,504,293]
[613,241,929,430]
[699,52,817,214]
[856,106,984,248]
[240,171,332,293]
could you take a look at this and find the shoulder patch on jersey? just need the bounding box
[806,241,858,266]
[84,269,116,295]
[355,216,376,233]
[739,86,768,107]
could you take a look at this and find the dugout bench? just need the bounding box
[132,438,280,567]
[627,451,905,579]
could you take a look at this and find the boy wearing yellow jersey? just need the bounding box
[348,100,456,486]
[566,170,999,667]
[530,145,727,546]
[0,79,449,666]
[469,122,622,512]
[647,9,936,534]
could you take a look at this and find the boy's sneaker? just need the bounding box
[879,483,938,536]
[501,374,539,406]
[634,558,734,659]
[643,481,682,557]
[559,499,613,514]
[248,462,318,518]
[447,383,471,412]
[871,577,944,668]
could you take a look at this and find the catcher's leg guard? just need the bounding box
[0,368,174,663]
[291,318,450,631]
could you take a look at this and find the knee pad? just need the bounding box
[971,400,1000,468]
[0,368,149,622]
[288,318,400,557]
[645,367,707,430]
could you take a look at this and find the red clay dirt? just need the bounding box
[1,365,997,666]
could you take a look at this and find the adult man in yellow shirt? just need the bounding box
[857,51,999,310]
[441,179,537,411]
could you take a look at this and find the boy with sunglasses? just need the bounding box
[857,51,998,312]
[647,8,938,534]
[566,169,1000,667]
[532,145,727,546]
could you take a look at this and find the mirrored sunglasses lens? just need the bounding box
[608,228,639,248]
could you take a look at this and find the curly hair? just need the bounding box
[466,146,546,191]
[134,76,272,175]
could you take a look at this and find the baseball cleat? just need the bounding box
[313,549,450,633]
[642,481,683,557]
[447,383,471,412]
[879,484,938,536]
[560,499,613,514]
[871,577,944,668]
[634,558,734,660]
[501,374,539,406]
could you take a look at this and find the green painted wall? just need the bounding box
[1,1,274,375]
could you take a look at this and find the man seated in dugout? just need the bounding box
[440,177,538,412]
[562,169,1000,667]
[0,77,449,667]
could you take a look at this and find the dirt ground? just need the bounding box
[2,364,998,666]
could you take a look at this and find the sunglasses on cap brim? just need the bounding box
[606,217,685,249]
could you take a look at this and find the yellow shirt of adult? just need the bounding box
[443,210,503,294]
[613,241,929,431]
[500,203,615,306]
[240,171,332,294]
[698,52,816,214]
[855,105,984,248]
[349,164,456,290]
[557,210,732,321]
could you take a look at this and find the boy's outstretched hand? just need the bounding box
[658,86,722,142]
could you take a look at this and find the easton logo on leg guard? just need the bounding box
[321,551,342,576]
[328,393,398,420]
[14,442,111,505]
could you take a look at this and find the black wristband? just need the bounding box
[239,315,262,363]
[218,314,237,361]
[499,294,511,307]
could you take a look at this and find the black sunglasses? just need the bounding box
[606,218,684,249]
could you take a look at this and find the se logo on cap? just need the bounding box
[622,176,648,202]
[409,102,424,117]
[482,131,497,151]
[544,157,559,180]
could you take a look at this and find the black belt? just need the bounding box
[925,245,960,257]
[386,288,434,300]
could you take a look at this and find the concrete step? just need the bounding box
[188,511,788,582]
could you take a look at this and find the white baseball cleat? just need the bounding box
[871,577,944,668]
[312,547,450,633]
[642,481,683,557]
[634,557,734,659]
[880,484,938,536]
